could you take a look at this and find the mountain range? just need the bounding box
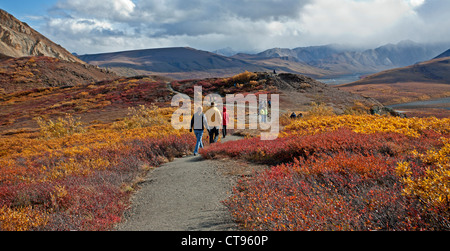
[77,40,450,80]
[78,46,338,80]
[78,47,267,79]
[235,40,450,76]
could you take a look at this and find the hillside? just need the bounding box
[78,47,270,79]
[435,49,450,59]
[0,55,117,94]
[170,72,383,116]
[337,56,450,117]
[79,47,341,80]
[0,9,84,64]
[338,56,450,104]
[0,71,385,135]
[232,53,335,78]
[0,75,173,134]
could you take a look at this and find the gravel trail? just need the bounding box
[117,136,242,231]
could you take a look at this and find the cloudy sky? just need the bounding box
[1,0,450,54]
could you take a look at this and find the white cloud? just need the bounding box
[54,0,136,20]
[409,0,425,7]
[48,18,113,34]
[41,0,450,54]
[299,0,424,46]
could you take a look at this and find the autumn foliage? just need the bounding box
[0,107,195,231]
[202,115,450,230]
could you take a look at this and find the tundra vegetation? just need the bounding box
[0,71,449,231]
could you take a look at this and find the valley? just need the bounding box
[338,55,450,117]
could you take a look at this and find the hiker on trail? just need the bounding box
[222,106,229,138]
[290,112,297,119]
[206,102,222,144]
[190,107,210,156]
[260,102,268,123]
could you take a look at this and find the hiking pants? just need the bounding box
[209,127,220,143]
[194,129,204,154]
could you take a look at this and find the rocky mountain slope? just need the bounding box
[0,10,117,94]
[0,9,84,64]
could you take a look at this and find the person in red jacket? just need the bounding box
[222,106,229,138]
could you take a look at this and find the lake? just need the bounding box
[387,97,450,111]
[318,75,362,86]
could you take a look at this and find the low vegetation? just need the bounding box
[1,70,449,231]
[0,106,194,231]
[202,114,450,230]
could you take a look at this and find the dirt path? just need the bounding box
[117,135,242,231]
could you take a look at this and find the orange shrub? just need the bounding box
[0,107,195,231]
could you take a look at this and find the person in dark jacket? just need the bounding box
[190,107,210,156]
[290,112,297,119]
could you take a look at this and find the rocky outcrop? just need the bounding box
[0,9,85,64]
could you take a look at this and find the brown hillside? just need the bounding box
[338,56,450,105]
[79,47,333,80]
[0,55,118,94]
[0,76,173,134]
[0,72,384,135]
[171,72,383,115]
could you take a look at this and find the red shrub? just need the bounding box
[217,129,448,230]
[202,129,446,164]
[225,152,428,231]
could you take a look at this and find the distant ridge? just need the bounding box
[79,47,260,72]
[79,47,268,79]
[237,41,450,76]
[78,47,336,79]
[0,9,84,64]
[434,49,450,59]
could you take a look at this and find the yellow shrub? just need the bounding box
[35,114,85,138]
[397,138,450,208]
[286,115,450,138]
[231,71,258,84]
[0,206,49,231]
[307,102,335,117]
[117,104,169,130]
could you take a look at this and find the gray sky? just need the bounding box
[4,0,450,54]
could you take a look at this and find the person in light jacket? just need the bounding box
[190,107,209,156]
[207,102,222,144]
